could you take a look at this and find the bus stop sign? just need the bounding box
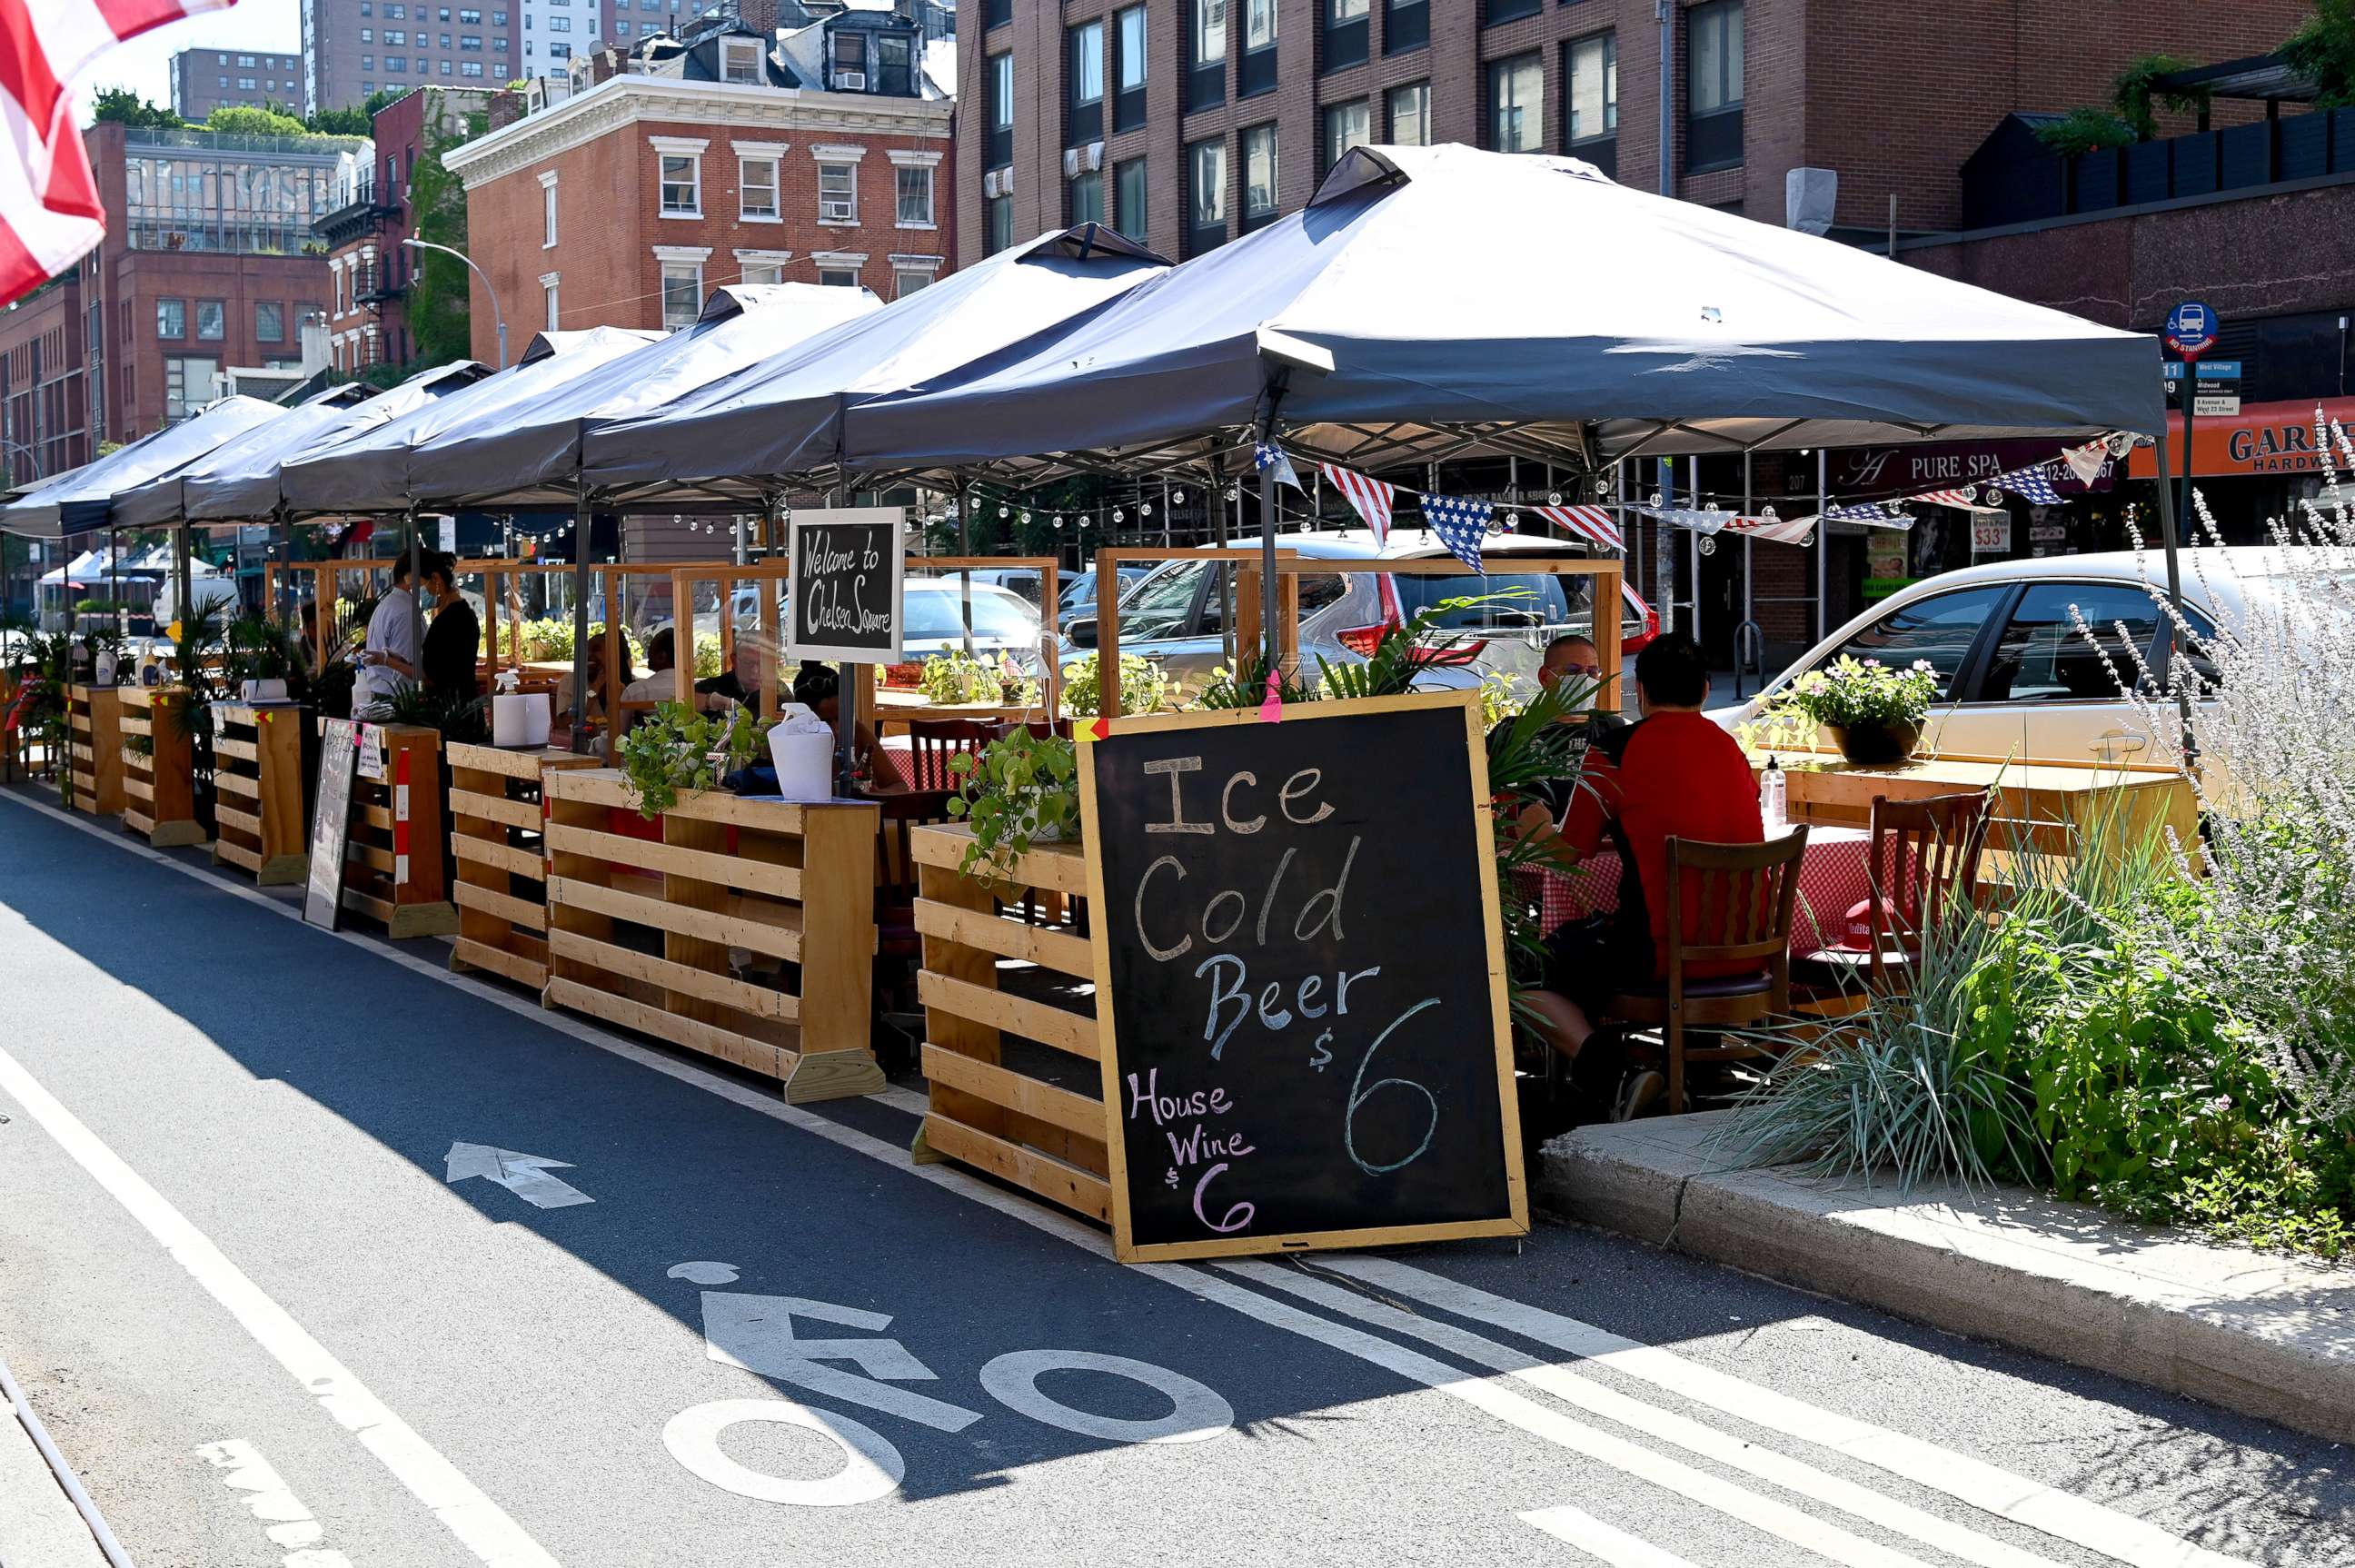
[2164,301,2218,360]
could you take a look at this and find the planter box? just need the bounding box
[65,685,124,816]
[212,702,308,885]
[332,721,455,938]
[908,823,1110,1221]
[117,686,204,848]
[446,741,602,989]
[542,769,883,1102]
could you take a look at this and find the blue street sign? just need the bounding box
[2195,360,2241,380]
[2164,301,2218,359]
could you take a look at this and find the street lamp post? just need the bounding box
[402,237,506,370]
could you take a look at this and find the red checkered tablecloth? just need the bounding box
[1515,826,1874,961]
[872,740,960,794]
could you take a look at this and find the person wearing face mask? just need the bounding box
[355,551,419,717]
[418,551,481,706]
[1491,632,1626,838]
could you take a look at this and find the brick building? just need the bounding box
[959,0,2308,263]
[302,0,527,115]
[315,87,507,372]
[169,47,308,120]
[445,7,955,362]
[0,274,87,491]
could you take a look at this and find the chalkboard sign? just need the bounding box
[786,508,905,664]
[1078,691,1526,1264]
[304,718,362,930]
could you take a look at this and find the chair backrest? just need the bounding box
[905,718,1004,793]
[874,787,958,908]
[1662,829,1810,977]
[1018,717,1075,740]
[1866,790,1991,973]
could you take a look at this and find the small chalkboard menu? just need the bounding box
[304,718,362,930]
[1078,690,1526,1263]
[786,508,905,664]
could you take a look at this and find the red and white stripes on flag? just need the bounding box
[1,0,238,308]
[1532,503,1624,551]
[1913,489,2007,515]
[1319,461,1394,545]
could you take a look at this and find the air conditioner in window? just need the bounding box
[1084,141,1105,173]
[1062,147,1080,178]
[832,70,865,90]
[982,168,1004,199]
[821,197,855,221]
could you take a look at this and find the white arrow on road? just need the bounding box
[444,1143,594,1209]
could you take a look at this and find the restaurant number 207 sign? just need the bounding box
[1078,691,1528,1263]
[787,508,906,665]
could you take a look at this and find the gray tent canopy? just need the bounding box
[850,144,2165,490]
[275,326,660,516]
[580,223,1168,507]
[0,396,287,540]
[110,383,376,531]
[406,282,882,510]
[175,359,493,522]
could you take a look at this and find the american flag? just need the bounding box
[1986,461,2062,507]
[1419,492,1494,572]
[1913,490,2007,515]
[1821,501,1916,526]
[1253,441,1302,491]
[3,0,240,309]
[1533,503,1624,551]
[1319,461,1394,545]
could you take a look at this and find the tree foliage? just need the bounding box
[2033,106,2137,157]
[2110,53,2209,142]
[204,104,310,137]
[405,92,482,367]
[88,88,182,128]
[2286,0,2355,108]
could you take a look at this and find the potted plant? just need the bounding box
[1058,650,1169,717]
[616,700,771,818]
[1758,655,1939,765]
[947,727,1078,881]
[919,649,1039,707]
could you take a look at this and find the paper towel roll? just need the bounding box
[493,691,551,748]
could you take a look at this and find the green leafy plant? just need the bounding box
[918,649,1038,707]
[1753,654,1936,747]
[1483,675,1593,1032]
[2286,0,2355,109]
[947,728,1078,883]
[616,701,769,818]
[385,681,491,745]
[2032,106,2137,156]
[693,630,725,680]
[1059,650,1169,717]
[1314,591,1520,700]
[1193,653,1317,710]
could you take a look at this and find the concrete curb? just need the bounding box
[1538,1111,2355,1444]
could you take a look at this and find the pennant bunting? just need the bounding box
[1253,441,1304,491]
[1420,492,1495,571]
[1533,503,1624,551]
[1318,461,1394,544]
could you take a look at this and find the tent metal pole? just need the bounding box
[1815,449,1828,644]
[955,472,976,660]
[570,481,591,754]
[404,509,422,689]
[1257,433,1281,677]
[2151,423,2195,765]
[173,524,191,644]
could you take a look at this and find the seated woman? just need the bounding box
[556,635,627,739]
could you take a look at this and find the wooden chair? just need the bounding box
[1804,790,1991,992]
[904,718,1003,794]
[1601,829,1809,1114]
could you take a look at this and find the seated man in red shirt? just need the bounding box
[1525,631,1764,1120]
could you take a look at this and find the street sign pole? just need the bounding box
[2161,300,2217,768]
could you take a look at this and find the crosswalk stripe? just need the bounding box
[1521,1503,1704,1567]
[1227,1260,2066,1568]
[1321,1257,2255,1568]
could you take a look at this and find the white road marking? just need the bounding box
[443,1143,593,1209]
[1226,1259,2064,1568]
[698,1290,984,1433]
[1521,1503,1704,1567]
[978,1350,1232,1444]
[0,789,2258,1568]
[194,1439,355,1566]
[666,1261,739,1285]
[661,1399,903,1508]
[1320,1257,2253,1568]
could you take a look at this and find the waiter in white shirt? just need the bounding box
[356,552,420,715]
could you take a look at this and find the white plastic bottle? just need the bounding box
[1760,756,1787,833]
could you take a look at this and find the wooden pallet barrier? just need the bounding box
[117,687,204,847]
[341,723,456,938]
[542,769,883,1102]
[211,702,308,883]
[907,824,1110,1222]
[446,741,601,989]
[65,684,124,817]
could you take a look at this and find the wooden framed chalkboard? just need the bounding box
[1078,690,1527,1264]
[304,718,362,931]
[786,508,905,665]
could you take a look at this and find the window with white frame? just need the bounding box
[740,154,779,219]
[540,172,558,244]
[659,258,703,328]
[813,251,865,287]
[893,265,936,297]
[894,163,932,226]
[818,161,856,222]
[655,141,702,214]
[735,250,790,284]
[541,273,560,329]
[720,36,760,82]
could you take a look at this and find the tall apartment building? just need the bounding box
[169,47,309,119]
[0,273,86,490]
[303,0,531,115]
[446,6,954,363]
[959,0,2307,263]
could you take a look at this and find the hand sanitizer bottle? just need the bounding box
[1760,756,1787,833]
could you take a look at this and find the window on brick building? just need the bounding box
[1114,5,1147,131]
[1685,0,1743,172]
[985,193,1013,254]
[740,156,780,219]
[1322,98,1369,176]
[895,164,933,225]
[1068,167,1103,224]
[660,152,701,214]
[985,0,1009,25]
[660,261,701,329]
[542,178,558,244]
[462,34,482,48]
[1386,80,1429,144]
[818,162,857,222]
[1239,0,1276,97]
[164,356,217,420]
[1322,0,1368,73]
[721,37,760,83]
[462,60,484,74]
[987,53,1014,168]
[196,300,225,340]
[818,264,860,287]
[362,27,374,41]
[156,298,185,338]
[1565,31,1616,176]
[1383,0,1426,55]
[1187,136,1226,255]
[1114,155,1147,242]
[1486,51,1542,153]
[1486,0,1537,26]
[893,266,933,298]
[1240,123,1278,230]
[1068,19,1104,144]
[738,253,788,283]
[1188,0,1225,112]
[256,301,284,342]
[543,277,559,329]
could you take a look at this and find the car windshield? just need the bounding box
[1392,571,1574,629]
[902,586,1038,640]
[1121,563,1208,640]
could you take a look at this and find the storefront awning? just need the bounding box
[2125,396,2355,480]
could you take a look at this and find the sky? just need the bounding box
[73,0,306,122]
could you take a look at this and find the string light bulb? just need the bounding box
[1547,491,1563,506]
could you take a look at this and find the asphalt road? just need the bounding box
[1,785,2350,1568]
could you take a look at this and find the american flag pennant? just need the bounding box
[1419,492,1495,572]
[1252,442,1303,491]
[1984,461,2062,507]
[1532,503,1624,551]
[1912,489,2008,515]
[1814,501,1917,528]
[1319,461,1393,544]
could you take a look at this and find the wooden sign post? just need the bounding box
[1077,690,1527,1263]
[305,718,362,930]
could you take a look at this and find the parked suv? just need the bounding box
[1711,549,2268,765]
[1068,531,1655,700]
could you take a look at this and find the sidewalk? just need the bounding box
[1539,1111,2355,1444]
[0,1394,108,1568]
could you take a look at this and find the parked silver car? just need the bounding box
[1068,531,1653,699]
